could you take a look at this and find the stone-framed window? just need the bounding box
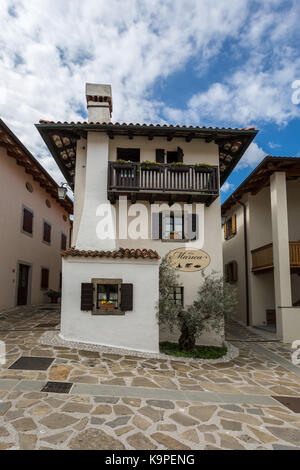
[80,279,133,315]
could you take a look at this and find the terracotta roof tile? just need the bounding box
[61,247,160,260]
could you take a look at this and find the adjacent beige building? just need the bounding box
[0,119,73,311]
[222,156,300,342]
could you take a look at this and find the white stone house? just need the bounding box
[37,83,257,353]
[222,156,300,343]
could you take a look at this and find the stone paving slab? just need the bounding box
[0,379,19,390]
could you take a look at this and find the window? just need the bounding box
[25,182,33,193]
[152,212,198,241]
[43,221,51,244]
[156,149,165,163]
[174,287,184,306]
[59,272,62,290]
[22,207,33,235]
[164,212,184,240]
[225,261,238,282]
[166,147,184,164]
[61,233,67,251]
[41,268,49,289]
[224,215,237,240]
[81,279,133,314]
[117,148,140,162]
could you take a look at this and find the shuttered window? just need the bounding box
[41,268,49,289]
[152,212,198,241]
[22,208,33,234]
[225,261,238,282]
[43,222,51,244]
[61,233,67,251]
[156,149,165,163]
[81,283,94,311]
[224,214,237,240]
[83,279,134,314]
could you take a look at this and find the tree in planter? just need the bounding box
[158,257,237,351]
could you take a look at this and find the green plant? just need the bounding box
[157,257,237,351]
[160,342,227,359]
[45,289,60,299]
[194,163,212,167]
[142,160,161,165]
[116,159,132,163]
[169,161,185,166]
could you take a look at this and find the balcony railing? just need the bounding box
[107,162,219,205]
[251,242,300,272]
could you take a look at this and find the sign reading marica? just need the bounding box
[166,248,211,272]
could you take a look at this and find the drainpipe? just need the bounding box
[232,197,250,326]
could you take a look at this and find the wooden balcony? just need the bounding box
[251,242,300,273]
[107,162,219,205]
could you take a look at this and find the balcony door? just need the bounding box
[17,263,30,306]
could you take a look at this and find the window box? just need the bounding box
[194,165,213,173]
[169,164,189,172]
[141,163,161,171]
[114,162,134,169]
[100,302,115,311]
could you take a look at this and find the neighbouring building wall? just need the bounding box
[0,147,71,311]
[222,199,248,323]
[287,179,300,241]
[61,257,160,353]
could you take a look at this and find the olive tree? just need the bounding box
[158,257,237,351]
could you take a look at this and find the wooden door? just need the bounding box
[17,264,29,305]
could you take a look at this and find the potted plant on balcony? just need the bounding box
[100,300,115,311]
[169,162,189,172]
[45,290,61,304]
[194,163,213,173]
[114,159,135,169]
[140,161,161,171]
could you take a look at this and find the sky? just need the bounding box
[0,0,300,203]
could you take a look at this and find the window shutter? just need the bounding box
[156,149,165,163]
[43,222,51,243]
[152,212,162,239]
[232,261,238,281]
[23,208,33,234]
[224,220,228,240]
[177,147,184,162]
[81,283,94,311]
[61,233,67,251]
[41,268,49,289]
[186,213,198,240]
[120,283,133,311]
[232,214,237,235]
[225,264,229,282]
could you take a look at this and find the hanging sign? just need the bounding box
[166,248,211,272]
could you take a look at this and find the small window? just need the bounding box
[45,199,51,208]
[43,222,51,244]
[174,287,184,306]
[92,278,122,314]
[117,148,140,162]
[63,214,67,222]
[22,207,33,235]
[25,182,33,193]
[224,215,237,240]
[164,212,184,240]
[41,268,49,289]
[166,147,184,164]
[225,261,238,282]
[61,233,67,251]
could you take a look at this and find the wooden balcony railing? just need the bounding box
[107,162,219,205]
[251,242,300,272]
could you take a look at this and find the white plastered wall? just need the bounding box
[61,257,160,353]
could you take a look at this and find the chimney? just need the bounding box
[85,83,112,123]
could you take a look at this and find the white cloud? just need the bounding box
[221,181,234,194]
[0,0,299,183]
[236,142,266,170]
[268,141,281,149]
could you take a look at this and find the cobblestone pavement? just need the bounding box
[0,306,299,450]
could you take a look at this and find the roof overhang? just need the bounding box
[0,119,73,214]
[35,121,258,188]
[222,156,300,214]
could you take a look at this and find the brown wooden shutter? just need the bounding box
[43,222,51,243]
[232,214,237,235]
[225,264,229,282]
[156,149,165,163]
[177,147,184,162]
[41,268,49,289]
[224,220,228,240]
[152,213,162,239]
[23,208,33,234]
[232,261,238,281]
[120,284,133,311]
[61,233,67,251]
[81,283,94,311]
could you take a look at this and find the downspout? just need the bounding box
[232,197,250,326]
